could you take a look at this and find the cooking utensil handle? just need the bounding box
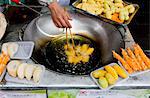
[11,0,42,15]
[20,3,42,15]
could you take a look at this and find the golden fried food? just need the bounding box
[112,51,133,74]
[65,44,94,65]
[121,48,139,71]
[75,0,135,22]
[113,43,150,74]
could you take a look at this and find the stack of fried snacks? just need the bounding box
[112,44,150,74]
[0,52,10,75]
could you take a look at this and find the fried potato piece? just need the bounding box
[76,3,83,9]
[81,3,89,10]
[65,44,94,65]
[82,0,87,3]
[87,0,95,4]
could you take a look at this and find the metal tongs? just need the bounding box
[11,0,48,15]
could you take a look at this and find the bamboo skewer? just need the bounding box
[66,28,75,50]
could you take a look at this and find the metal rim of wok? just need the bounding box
[45,34,102,75]
[21,11,126,76]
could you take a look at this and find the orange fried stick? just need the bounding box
[121,48,139,71]
[2,53,10,65]
[0,52,10,75]
[112,51,133,74]
[0,64,5,75]
[133,45,148,70]
[135,44,150,68]
[126,47,142,71]
[0,52,5,64]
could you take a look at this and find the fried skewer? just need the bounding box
[0,52,10,75]
[126,47,142,70]
[2,53,10,65]
[112,51,133,74]
[121,48,139,71]
[133,45,148,70]
[135,44,150,68]
[0,52,5,64]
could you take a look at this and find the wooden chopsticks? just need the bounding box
[66,28,69,48]
[66,28,75,50]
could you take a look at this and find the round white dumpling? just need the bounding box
[25,64,36,81]
[17,63,28,79]
[33,66,43,83]
[7,60,21,77]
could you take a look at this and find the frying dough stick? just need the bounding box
[133,45,148,70]
[126,47,142,70]
[121,48,138,71]
[112,51,133,74]
[135,44,150,68]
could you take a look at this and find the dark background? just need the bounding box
[124,0,150,50]
[71,0,150,50]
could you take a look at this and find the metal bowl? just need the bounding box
[23,12,124,75]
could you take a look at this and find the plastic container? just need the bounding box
[90,63,129,90]
[118,61,150,77]
[0,69,6,82]
[5,64,45,85]
[10,41,34,59]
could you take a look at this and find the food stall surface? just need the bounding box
[0,3,149,90]
[0,89,150,98]
[0,23,150,89]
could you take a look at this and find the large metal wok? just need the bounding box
[23,11,124,75]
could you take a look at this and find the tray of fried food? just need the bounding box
[91,63,129,90]
[72,0,139,25]
[112,43,150,76]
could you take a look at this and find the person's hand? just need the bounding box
[48,2,72,28]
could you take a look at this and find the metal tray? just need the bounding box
[5,64,45,85]
[90,63,129,90]
[72,0,139,25]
